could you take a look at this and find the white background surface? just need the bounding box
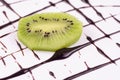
[0,0,120,80]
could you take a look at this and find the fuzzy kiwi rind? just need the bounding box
[17,12,82,51]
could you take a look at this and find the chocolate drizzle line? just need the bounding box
[0,0,21,17]
[0,42,91,80]
[111,14,120,23]
[2,11,16,28]
[81,0,105,20]
[85,35,115,64]
[63,0,108,37]
[0,41,7,53]
[0,0,120,80]
[49,71,56,79]
[64,57,120,80]
[64,64,72,73]
[84,61,90,69]
[116,43,120,48]
[29,70,35,80]
[16,40,24,56]
[1,58,6,66]
[31,50,40,60]
[3,29,120,61]
[0,30,120,79]
[0,41,7,49]
[0,0,62,30]
[11,54,23,69]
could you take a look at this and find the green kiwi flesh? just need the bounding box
[17,12,82,51]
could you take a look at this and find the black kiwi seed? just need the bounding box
[35,30,38,33]
[44,32,50,37]
[40,29,42,32]
[71,22,74,25]
[44,18,48,20]
[52,30,55,33]
[33,19,38,22]
[63,18,67,20]
[27,28,30,30]
[42,17,44,20]
[26,23,30,26]
[27,30,31,33]
[44,34,48,37]
[56,19,59,21]
[46,32,50,34]
[39,16,42,18]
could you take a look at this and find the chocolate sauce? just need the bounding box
[0,42,91,80]
[16,40,24,56]
[3,11,16,28]
[86,36,115,63]
[116,43,120,48]
[49,71,56,79]
[64,0,106,37]
[1,58,6,66]
[1,47,7,53]
[1,32,119,79]
[0,33,10,38]
[111,14,120,23]
[0,41,7,53]
[64,57,120,80]
[64,64,72,73]
[0,0,120,80]
[84,61,90,69]
[0,0,21,17]
[0,19,19,30]
[0,41,7,49]
[11,54,23,69]
[49,1,56,6]
[29,70,35,80]
[81,0,105,20]
[3,11,9,20]
[31,50,40,60]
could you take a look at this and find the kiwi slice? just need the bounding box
[17,12,82,51]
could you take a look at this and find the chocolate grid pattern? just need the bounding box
[0,0,120,80]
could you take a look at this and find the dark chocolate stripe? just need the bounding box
[49,71,56,79]
[2,11,16,28]
[111,14,120,23]
[84,61,90,69]
[0,0,62,30]
[0,0,21,17]
[63,0,107,36]
[29,70,35,80]
[0,42,91,79]
[81,0,105,20]
[64,57,120,80]
[116,43,120,48]
[31,50,40,60]
[86,36,115,63]
[10,0,28,5]
[0,0,120,80]
[15,40,24,56]
[1,58,6,66]
[0,41,7,49]
[0,19,19,30]
[11,54,23,69]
